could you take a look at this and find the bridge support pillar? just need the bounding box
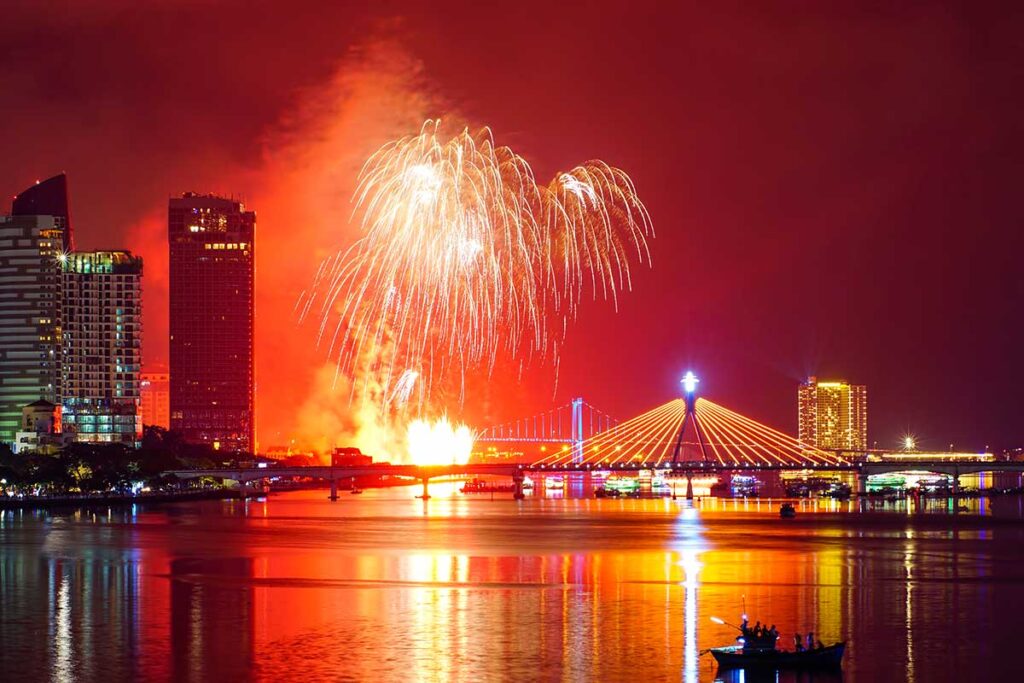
[856,472,869,496]
[951,471,960,498]
[685,473,694,501]
[329,478,338,501]
[513,470,526,500]
[419,477,431,500]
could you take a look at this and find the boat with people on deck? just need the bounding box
[706,615,846,671]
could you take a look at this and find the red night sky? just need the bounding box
[2,1,1022,451]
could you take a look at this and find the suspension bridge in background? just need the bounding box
[475,397,618,446]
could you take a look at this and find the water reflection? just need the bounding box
[170,557,255,682]
[676,505,706,683]
[0,492,1022,681]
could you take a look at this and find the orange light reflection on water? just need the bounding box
[4,491,1022,680]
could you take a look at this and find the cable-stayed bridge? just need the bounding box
[476,380,848,468]
[531,396,847,468]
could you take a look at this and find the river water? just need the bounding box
[2,486,1022,682]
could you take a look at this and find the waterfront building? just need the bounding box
[13,399,71,454]
[0,213,65,443]
[168,193,255,452]
[61,251,143,444]
[798,376,867,452]
[140,370,170,428]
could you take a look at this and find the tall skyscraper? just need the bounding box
[798,376,868,452]
[168,193,255,452]
[11,173,74,250]
[61,251,143,444]
[0,212,65,443]
[140,370,170,428]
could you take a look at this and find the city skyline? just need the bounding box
[2,6,1023,681]
[1,3,1021,451]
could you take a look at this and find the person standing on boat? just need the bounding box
[806,632,815,650]
[794,633,804,651]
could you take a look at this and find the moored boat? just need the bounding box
[779,503,796,518]
[461,478,515,494]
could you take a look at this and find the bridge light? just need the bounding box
[681,371,700,396]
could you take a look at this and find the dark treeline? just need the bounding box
[0,426,272,494]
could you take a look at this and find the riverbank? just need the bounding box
[0,488,237,510]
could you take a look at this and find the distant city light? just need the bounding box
[903,435,916,451]
[681,371,699,395]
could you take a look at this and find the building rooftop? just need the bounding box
[11,173,73,249]
[63,250,142,274]
[25,399,57,408]
[171,192,250,213]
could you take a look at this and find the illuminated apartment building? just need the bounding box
[798,376,867,452]
[0,213,65,442]
[140,370,170,428]
[168,193,255,452]
[61,251,143,444]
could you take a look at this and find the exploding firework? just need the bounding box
[406,416,474,466]
[300,120,653,408]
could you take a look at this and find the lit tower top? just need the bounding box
[672,370,709,462]
[681,371,699,413]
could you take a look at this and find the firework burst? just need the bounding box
[300,120,653,409]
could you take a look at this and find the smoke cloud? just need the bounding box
[249,38,446,455]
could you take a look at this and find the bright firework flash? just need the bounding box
[299,120,653,415]
[406,416,474,466]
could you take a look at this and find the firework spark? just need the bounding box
[300,120,653,408]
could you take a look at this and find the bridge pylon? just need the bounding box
[571,397,584,465]
[672,371,710,463]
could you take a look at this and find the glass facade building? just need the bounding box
[168,193,255,452]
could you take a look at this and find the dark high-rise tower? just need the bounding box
[168,193,255,452]
[12,173,73,250]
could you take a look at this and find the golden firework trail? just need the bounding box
[300,120,653,408]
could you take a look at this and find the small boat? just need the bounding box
[461,478,515,494]
[710,643,846,670]
[350,488,363,495]
[779,503,796,518]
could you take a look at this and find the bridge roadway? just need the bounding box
[168,459,1024,500]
